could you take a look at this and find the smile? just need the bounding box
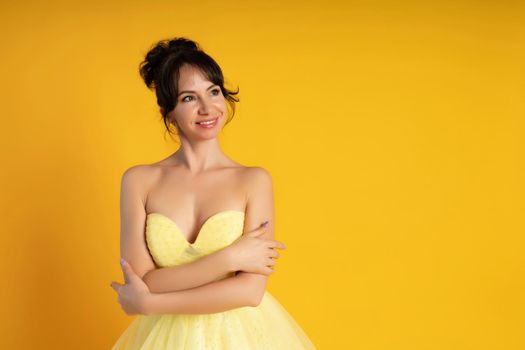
[195,117,218,128]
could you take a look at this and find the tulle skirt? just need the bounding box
[111,291,316,349]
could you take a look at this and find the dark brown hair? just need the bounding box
[138,37,239,138]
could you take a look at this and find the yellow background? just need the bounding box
[1,1,523,349]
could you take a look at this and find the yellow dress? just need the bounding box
[111,210,317,349]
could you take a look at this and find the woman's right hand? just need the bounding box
[227,223,286,275]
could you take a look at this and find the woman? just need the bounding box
[110,37,317,349]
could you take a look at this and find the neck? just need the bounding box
[172,137,227,174]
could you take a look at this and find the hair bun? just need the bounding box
[167,38,199,52]
[140,37,200,89]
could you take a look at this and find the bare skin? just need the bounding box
[110,64,286,315]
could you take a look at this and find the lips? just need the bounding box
[195,116,218,124]
[195,116,219,128]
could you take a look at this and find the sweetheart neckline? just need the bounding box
[146,209,245,246]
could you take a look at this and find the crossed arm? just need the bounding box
[146,269,269,315]
[120,166,275,315]
[142,245,237,293]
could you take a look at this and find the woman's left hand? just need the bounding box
[110,259,152,316]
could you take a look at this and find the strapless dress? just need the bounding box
[111,210,316,349]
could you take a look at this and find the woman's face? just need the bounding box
[166,64,227,141]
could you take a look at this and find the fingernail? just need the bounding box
[120,258,125,267]
[262,221,269,227]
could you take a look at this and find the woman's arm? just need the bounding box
[143,167,276,315]
[142,246,236,293]
[146,272,258,314]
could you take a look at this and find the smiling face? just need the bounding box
[165,64,227,141]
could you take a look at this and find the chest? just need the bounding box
[144,168,246,243]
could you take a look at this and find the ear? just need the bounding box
[159,107,165,115]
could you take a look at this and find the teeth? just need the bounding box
[197,118,216,125]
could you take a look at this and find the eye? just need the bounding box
[211,88,221,96]
[182,95,193,102]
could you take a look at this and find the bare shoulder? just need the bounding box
[120,164,160,200]
[121,163,158,183]
[241,166,272,182]
[240,166,273,198]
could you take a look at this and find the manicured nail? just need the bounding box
[120,258,125,267]
[262,221,269,227]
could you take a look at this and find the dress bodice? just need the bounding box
[145,210,245,268]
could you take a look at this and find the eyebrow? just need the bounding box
[178,84,218,96]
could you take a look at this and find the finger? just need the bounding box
[261,268,272,276]
[122,259,141,283]
[121,258,140,284]
[247,227,266,237]
[267,240,286,250]
[266,258,276,265]
[255,221,269,231]
[120,259,130,284]
[256,228,267,236]
[110,281,122,293]
[121,260,135,284]
[265,266,274,275]
[269,249,280,258]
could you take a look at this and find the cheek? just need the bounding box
[216,100,227,113]
[176,102,190,111]
[174,104,194,118]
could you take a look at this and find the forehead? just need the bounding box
[177,64,211,89]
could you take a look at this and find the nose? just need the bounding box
[198,96,213,115]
